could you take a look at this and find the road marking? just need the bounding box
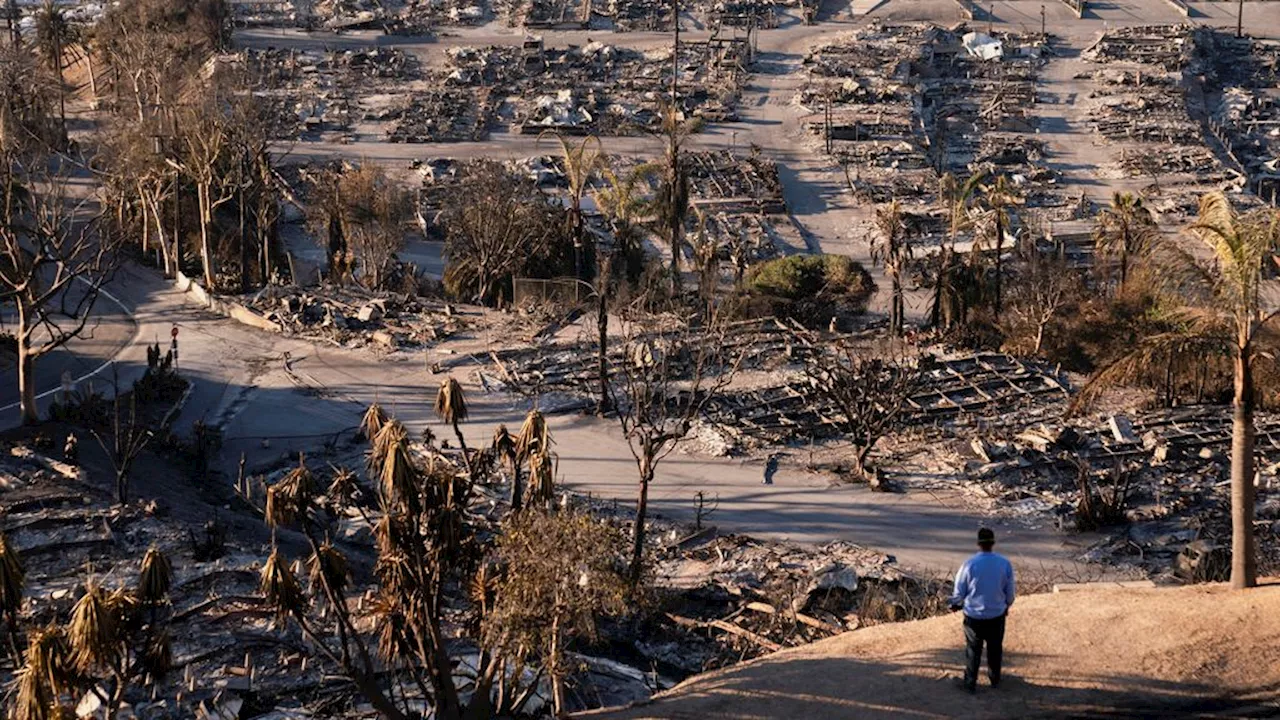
[0,277,138,414]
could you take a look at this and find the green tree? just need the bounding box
[872,200,912,337]
[1093,191,1158,290]
[542,133,602,280]
[974,175,1021,315]
[33,0,72,133]
[933,172,984,329]
[1078,192,1280,589]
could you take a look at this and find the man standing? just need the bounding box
[949,527,1016,694]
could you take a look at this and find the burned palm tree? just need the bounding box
[359,402,388,442]
[434,376,469,459]
[872,200,912,337]
[137,547,172,606]
[974,175,1022,314]
[1093,191,1158,290]
[492,424,522,513]
[1076,192,1280,589]
[933,172,985,329]
[515,409,550,465]
[12,625,74,720]
[656,103,693,295]
[593,162,657,414]
[541,133,603,280]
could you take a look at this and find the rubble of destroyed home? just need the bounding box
[442,38,749,135]
[241,285,470,350]
[242,37,752,143]
[229,0,489,31]
[1079,25,1256,220]
[245,46,426,141]
[799,23,1061,230]
[1197,30,1280,203]
[0,422,951,717]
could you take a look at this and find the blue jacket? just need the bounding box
[950,551,1016,620]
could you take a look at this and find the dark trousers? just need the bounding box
[963,613,1006,689]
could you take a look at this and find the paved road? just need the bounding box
[5,0,1279,574]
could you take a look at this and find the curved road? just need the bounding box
[6,0,1277,576]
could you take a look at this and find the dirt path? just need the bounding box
[581,582,1280,719]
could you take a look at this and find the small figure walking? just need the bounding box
[762,453,779,485]
[949,527,1016,694]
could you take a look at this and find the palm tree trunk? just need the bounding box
[1230,344,1257,589]
[509,462,523,514]
[451,419,468,461]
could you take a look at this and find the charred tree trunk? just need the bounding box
[597,254,611,415]
[629,453,654,583]
[17,337,37,426]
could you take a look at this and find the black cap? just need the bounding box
[977,528,996,544]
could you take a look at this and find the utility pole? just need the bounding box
[988,3,994,34]
[1041,4,1046,39]
[672,0,679,109]
[1236,0,1244,38]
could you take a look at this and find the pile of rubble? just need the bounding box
[244,285,468,349]
[231,0,488,30]
[388,88,496,142]
[651,532,945,667]
[432,38,749,135]
[1199,30,1280,203]
[914,403,1280,579]
[920,28,1060,214]
[798,24,935,204]
[246,47,423,140]
[1081,25,1245,220]
[800,23,1058,219]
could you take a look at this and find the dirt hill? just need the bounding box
[582,582,1280,719]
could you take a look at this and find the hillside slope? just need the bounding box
[583,583,1280,719]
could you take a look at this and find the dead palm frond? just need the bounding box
[369,592,412,664]
[67,582,121,674]
[307,540,350,599]
[266,457,319,528]
[527,450,556,509]
[13,624,74,720]
[326,465,361,508]
[435,376,470,457]
[138,547,172,605]
[434,377,469,424]
[0,529,25,617]
[492,425,515,463]
[360,402,388,441]
[1093,191,1159,289]
[260,548,305,624]
[139,628,172,684]
[515,410,550,464]
[373,420,418,510]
